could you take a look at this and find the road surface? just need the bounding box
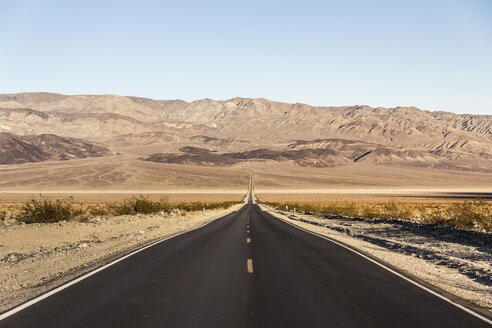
[1,200,489,327]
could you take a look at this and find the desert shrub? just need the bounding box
[445,199,491,230]
[175,201,239,212]
[87,205,111,216]
[107,196,170,215]
[360,206,380,219]
[318,202,358,217]
[131,196,161,214]
[263,198,492,232]
[175,202,201,212]
[104,196,242,216]
[417,199,492,231]
[420,206,446,225]
[9,195,241,223]
[381,202,411,220]
[107,201,134,216]
[18,197,82,223]
[0,199,4,222]
[334,203,359,218]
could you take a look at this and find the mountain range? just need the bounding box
[0,92,490,190]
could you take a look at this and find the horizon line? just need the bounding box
[1,90,490,117]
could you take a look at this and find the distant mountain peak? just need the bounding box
[0,92,490,172]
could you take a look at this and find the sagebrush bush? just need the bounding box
[91,196,238,217]
[87,205,111,216]
[264,198,492,232]
[444,199,490,230]
[177,201,238,212]
[107,196,174,215]
[18,197,82,223]
[15,195,241,224]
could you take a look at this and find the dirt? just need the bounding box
[0,203,243,313]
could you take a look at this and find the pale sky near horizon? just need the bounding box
[1,0,491,115]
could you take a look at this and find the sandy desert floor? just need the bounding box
[0,155,491,193]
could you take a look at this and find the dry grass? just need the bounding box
[260,195,492,232]
[0,192,245,203]
[1,194,243,224]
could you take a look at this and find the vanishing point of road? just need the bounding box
[1,176,490,327]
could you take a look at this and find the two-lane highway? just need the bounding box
[1,200,490,327]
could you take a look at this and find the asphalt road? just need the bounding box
[1,201,489,327]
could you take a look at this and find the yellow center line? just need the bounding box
[247,259,253,273]
[246,238,251,243]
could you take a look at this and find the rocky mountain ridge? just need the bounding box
[0,132,111,164]
[0,92,490,171]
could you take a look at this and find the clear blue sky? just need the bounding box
[1,0,491,114]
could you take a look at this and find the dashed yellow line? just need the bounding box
[246,238,251,243]
[247,259,253,273]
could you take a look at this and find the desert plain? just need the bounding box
[0,93,491,318]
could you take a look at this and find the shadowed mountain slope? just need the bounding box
[0,132,111,165]
[0,93,490,172]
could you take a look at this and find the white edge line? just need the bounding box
[0,208,239,321]
[261,206,492,325]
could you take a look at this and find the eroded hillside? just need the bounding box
[0,92,490,174]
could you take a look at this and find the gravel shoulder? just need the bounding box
[0,203,243,313]
[259,204,492,314]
